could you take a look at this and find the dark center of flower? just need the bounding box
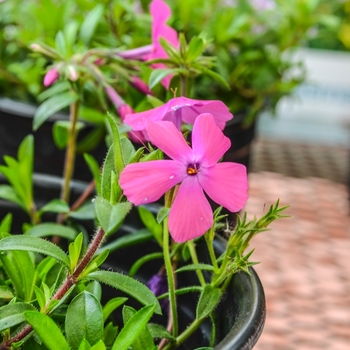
[187,163,199,176]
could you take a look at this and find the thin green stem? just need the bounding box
[205,229,219,273]
[180,74,187,97]
[60,100,80,204]
[163,317,203,350]
[187,240,206,287]
[163,217,178,338]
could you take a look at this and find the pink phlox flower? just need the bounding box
[43,67,59,87]
[146,0,179,89]
[120,113,248,243]
[124,96,233,138]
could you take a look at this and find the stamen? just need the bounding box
[187,163,199,176]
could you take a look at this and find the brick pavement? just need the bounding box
[244,172,350,350]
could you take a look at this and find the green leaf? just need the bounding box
[102,297,128,322]
[196,285,222,320]
[100,146,115,201]
[69,202,95,220]
[138,206,162,244]
[65,292,104,350]
[0,185,24,209]
[38,199,70,215]
[111,304,155,350]
[148,69,176,89]
[0,284,14,300]
[0,235,70,267]
[122,306,155,350]
[0,303,36,331]
[147,323,175,340]
[91,340,106,350]
[193,63,230,90]
[85,271,161,314]
[25,223,77,240]
[33,91,79,131]
[95,197,131,235]
[176,263,214,273]
[55,31,68,57]
[38,81,71,102]
[129,252,163,278]
[79,4,104,45]
[0,213,12,233]
[52,121,70,149]
[78,339,92,350]
[156,207,169,224]
[69,232,84,271]
[98,229,153,254]
[83,154,101,195]
[186,37,204,62]
[24,311,70,350]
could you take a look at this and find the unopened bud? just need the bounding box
[43,68,59,87]
[130,76,153,95]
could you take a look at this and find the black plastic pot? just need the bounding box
[223,113,257,172]
[0,98,107,182]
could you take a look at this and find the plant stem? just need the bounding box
[0,227,106,349]
[205,232,219,273]
[163,217,178,338]
[60,100,80,204]
[180,74,187,97]
[187,240,206,286]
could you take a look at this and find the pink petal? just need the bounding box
[124,104,167,131]
[150,0,172,30]
[147,120,194,164]
[198,163,248,213]
[180,99,233,130]
[120,160,186,206]
[192,113,231,167]
[168,176,213,243]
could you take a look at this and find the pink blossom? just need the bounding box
[43,68,59,87]
[124,96,233,136]
[120,114,248,242]
[146,0,179,89]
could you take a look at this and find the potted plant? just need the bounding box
[0,1,289,349]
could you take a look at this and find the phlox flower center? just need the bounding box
[187,163,200,176]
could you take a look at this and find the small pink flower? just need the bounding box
[146,0,179,89]
[43,68,59,87]
[124,96,233,135]
[120,114,248,242]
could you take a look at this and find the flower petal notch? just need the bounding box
[120,113,248,243]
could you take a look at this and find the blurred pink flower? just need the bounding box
[120,114,248,242]
[130,76,153,95]
[146,0,179,89]
[43,68,59,87]
[124,96,233,136]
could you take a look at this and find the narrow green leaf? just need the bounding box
[24,311,70,350]
[83,153,101,195]
[69,232,84,271]
[0,303,36,331]
[138,206,162,243]
[111,304,155,350]
[91,339,106,350]
[52,121,70,149]
[147,323,175,340]
[38,199,70,215]
[148,69,176,89]
[193,63,230,90]
[95,197,131,235]
[156,207,169,224]
[186,37,204,62]
[34,286,47,312]
[0,235,70,267]
[129,252,164,277]
[100,146,114,201]
[79,4,104,45]
[65,292,104,350]
[33,92,79,131]
[25,223,77,240]
[0,213,12,233]
[122,306,155,350]
[102,297,128,322]
[85,271,161,314]
[69,202,95,220]
[176,263,214,273]
[38,81,71,102]
[0,185,24,209]
[196,285,222,320]
[55,31,68,57]
[78,339,92,350]
[106,113,124,175]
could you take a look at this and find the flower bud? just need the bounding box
[130,76,153,95]
[68,65,78,81]
[43,68,59,87]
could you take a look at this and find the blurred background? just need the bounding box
[1,0,350,348]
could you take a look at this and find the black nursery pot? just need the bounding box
[0,98,107,182]
[223,113,256,172]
